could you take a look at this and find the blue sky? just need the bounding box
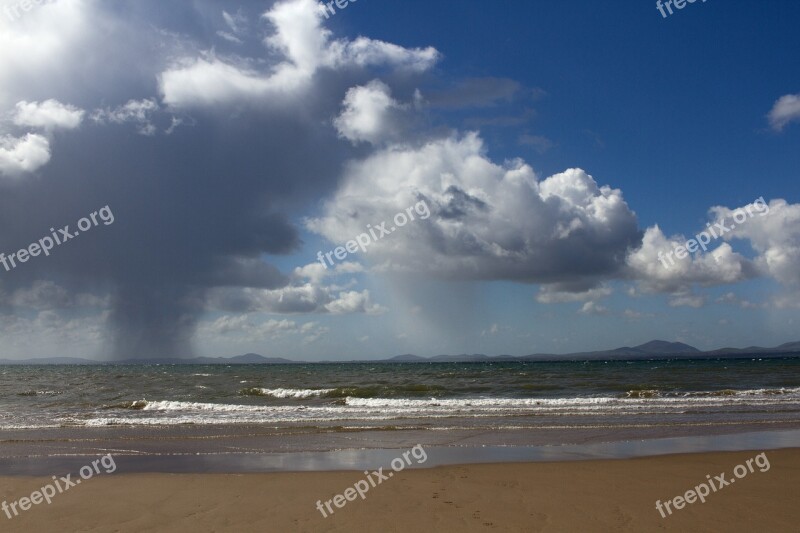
[0,0,799,360]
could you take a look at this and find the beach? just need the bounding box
[1,449,797,532]
[1,360,799,529]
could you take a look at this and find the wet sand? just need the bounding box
[3,424,800,473]
[1,448,798,532]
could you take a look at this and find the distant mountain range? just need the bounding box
[387,340,800,363]
[1,340,800,365]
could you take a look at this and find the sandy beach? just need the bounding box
[1,448,797,532]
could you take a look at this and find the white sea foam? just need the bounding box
[8,384,796,430]
[142,401,267,412]
[343,397,616,408]
[57,386,800,428]
[256,388,335,398]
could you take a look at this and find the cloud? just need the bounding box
[624,197,800,298]
[294,261,364,284]
[9,280,73,309]
[308,132,641,288]
[159,0,439,108]
[334,80,407,145]
[5,280,108,310]
[536,283,612,303]
[1,99,84,178]
[0,133,50,176]
[768,93,800,131]
[2,0,794,360]
[668,292,706,308]
[0,310,107,352]
[207,285,385,315]
[206,262,385,315]
[13,99,85,131]
[217,11,249,44]
[0,0,92,111]
[626,225,755,294]
[199,315,328,343]
[216,31,243,44]
[0,0,437,358]
[716,292,761,309]
[713,198,800,285]
[222,9,247,35]
[159,57,280,108]
[91,99,160,136]
[324,289,385,315]
[623,309,654,320]
[579,301,609,315]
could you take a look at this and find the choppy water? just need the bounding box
[2,359,800,431]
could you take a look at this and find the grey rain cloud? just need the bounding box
[0,0,437,358]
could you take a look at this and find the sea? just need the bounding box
[3,358,800,432]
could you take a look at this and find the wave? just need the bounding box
[112,386,800,414]
[142,401,268,412]
[239,387,334,398]
[343,396,617,408]
[325,385,447,398]
[105,400,148,410]
[237,385,445,398]
[50,384,800,428]
[624,389,660,398]
[623,386,800,399]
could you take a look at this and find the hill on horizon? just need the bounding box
[2,340,799,365]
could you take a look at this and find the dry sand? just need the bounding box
[1,449,798,532]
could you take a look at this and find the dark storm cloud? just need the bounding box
[0,0,437,357]
[0,105,345,356]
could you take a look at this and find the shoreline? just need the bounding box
[1,448,798,532]
[2,427,799,475]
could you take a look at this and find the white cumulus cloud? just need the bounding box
[768,93,800,132]
[714,198,800,285]
[626,225,755,294]
[0,133,50,177]
[13,99,84,131]
[334,80,405,145]
[307,132,641,289]
[159,0,439,107]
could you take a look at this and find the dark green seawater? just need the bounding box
[2,358,800,431]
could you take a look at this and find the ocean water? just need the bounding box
[2,358,800,432]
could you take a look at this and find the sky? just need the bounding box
[0,0,799,361]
